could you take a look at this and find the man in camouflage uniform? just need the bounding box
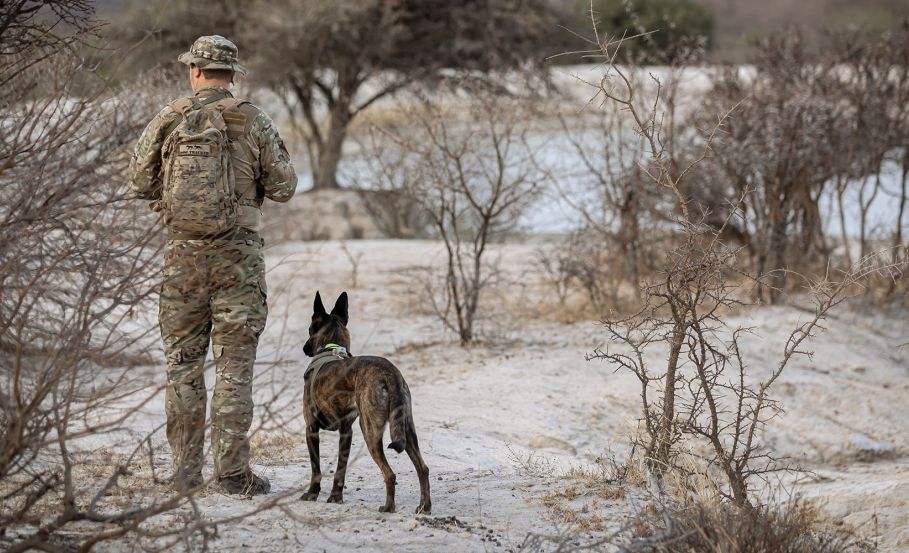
[128,36,296,495]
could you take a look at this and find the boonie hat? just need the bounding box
[177,35,248,76]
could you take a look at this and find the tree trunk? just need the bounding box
[620,179,641,299]
[724,464,751,509]
[767,216,788,304]
[650,317,684,472]
[312,104,351,190]
[858,172,882,262]
[894,150,908,264]
[761,180,788,304]
[836,178,852,265]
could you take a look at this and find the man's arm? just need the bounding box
[252,111,297,203]
[128,106,180,201]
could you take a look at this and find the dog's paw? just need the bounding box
[299,490,319,502]
[378,504,396,513]
[327,493,343,504]
[415,503,431,515]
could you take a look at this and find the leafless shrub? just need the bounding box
[537,104,654,315]
[0,0,101,88]
[553,106,651,301]
[369,89,547,344]
[823,24,909,272]
[617,499,868,553]
[354,188,434,239]
[0,47,170,553]
[698,38,836,303]
[536,228,657,318]
[699,26,909,303]
[577,19,737,477]
[0,5,305,550]
[597,246,889,506]
[543,25,709,317]
[580,22,906,510]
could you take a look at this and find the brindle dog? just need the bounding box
[300,291,431,514]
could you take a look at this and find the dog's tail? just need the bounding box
[386,375,409,454]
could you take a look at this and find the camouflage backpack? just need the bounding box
[160,96,246,235]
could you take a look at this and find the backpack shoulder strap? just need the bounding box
[215,98,253,139]
[161,98,196,142]
[213,97,248,111]
[168,97,196,114]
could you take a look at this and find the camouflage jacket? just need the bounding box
[128,86,297,232]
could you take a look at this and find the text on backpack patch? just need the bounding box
[178,144,214,156]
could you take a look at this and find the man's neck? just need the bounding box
[193,82,232,94]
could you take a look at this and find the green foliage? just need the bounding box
[556,0,714,63]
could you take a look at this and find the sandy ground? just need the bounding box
[83,239,908,552]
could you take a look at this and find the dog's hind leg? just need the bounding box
[328,419,354,503]
[300,423,321,501]
[361,416,396,513]
[405,423,431,514]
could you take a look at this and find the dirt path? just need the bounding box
[98,240,908,552]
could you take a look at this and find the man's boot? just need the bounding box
[218,470,270,496]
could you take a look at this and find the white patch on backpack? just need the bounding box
[178,144,214,156]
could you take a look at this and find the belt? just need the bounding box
[168,227,260,241]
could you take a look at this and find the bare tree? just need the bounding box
[0,5,306,550]
[369,90,546,344]
[547,23,709,313]
[238,0,555,190]
[0,0,101,87]
[699,34,841,303]
[583,23,907,507]
[883,22,909,271]
[699,27,909,302]
[550,104,653,311]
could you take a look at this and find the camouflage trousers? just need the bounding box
[160,237,267,479]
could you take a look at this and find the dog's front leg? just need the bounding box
[300,423,321,501]
[328,421,353,503]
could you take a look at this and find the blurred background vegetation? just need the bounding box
[97,0,909,70]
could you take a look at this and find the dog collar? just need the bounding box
[318,343,348,356]
[305,346,350,381]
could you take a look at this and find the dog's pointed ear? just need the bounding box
[313,291,327,318]
[331,291,349,325]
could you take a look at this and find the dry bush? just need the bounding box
[578,22,737,483]
[542,4,724,316]
[536,228,649,318]
[551,18,909,311]
[368,88,547,345]
[2,6,170,548]
[0,4,305,550]
[619,499,869,553]
[354,188,434,239]
[543,26,708,317]
[594,238,888,507]
[699,36,838,304]
[579,20,906,510]
[551,104,655,311]
[522,479,868,553]
[699,26,909,303]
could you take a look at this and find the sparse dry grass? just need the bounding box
[250,429,302,467]
[0,449,171,527]
[622,499,874,553]
[539,487,611,532]
[508,446,632,533]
